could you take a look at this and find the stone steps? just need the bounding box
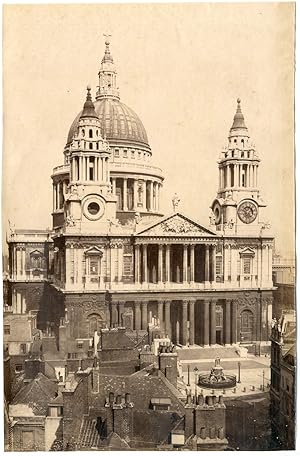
[177,345,240,361]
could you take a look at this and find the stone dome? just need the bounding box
[67,97,149,149]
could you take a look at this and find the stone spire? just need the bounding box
[229,98,248,134]
[96,36,120,101]
[80,85,99,119]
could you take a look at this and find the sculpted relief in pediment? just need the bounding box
[142,216,213,237]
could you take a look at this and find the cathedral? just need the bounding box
[7,39,274,358]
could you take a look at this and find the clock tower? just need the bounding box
[211,99,267,235]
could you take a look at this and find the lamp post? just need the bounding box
[237,361,241,383]
[187,364,190,387]
[194,366,199,398]
[262,370,265,391]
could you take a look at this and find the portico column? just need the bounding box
[118,301,125,327]
[133,179,138,210]
[157,300,164,328]
[149,181,153,211]
[211,245,216,283]
[190,245,195,283]
[142,244,148,283]
[225,299,231,345]
[210,299,216,345]
[165,245,171,283]
[134,245,140,283]
[164,300,171,339]
[134,302,141,330]
[183,244,188,284]
[123,178,128,211]
[53,184,56,211]
[234,164,238,187]
[205,245,210,283]
[182,300,188,346]
[231,299,237,344]
[203,300,210,346]
[56,183,59,210]
[239,164,242,187]
[111,302,118,327]
[153,182,157,211]
[17,248,21,277]
[189,299,195,345]
[141,302,148,330]
[158,244,163,284]
[112,177,116,195]
[142,180,147,210]
[157,184,160,211]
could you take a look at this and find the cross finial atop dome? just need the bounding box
[230,97,247,131]
[102,33,113,64]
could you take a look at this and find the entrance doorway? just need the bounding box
[216,329,223,345]
[240,310,254,342]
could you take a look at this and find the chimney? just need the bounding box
[194,394,227,448]
[24,357,45,380]
[158,344,178,388]
[184,393,195,439]
[113,393,134,443]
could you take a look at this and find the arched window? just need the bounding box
[87,313,104,337]
[82,129,85,137]
[89,129,93,138]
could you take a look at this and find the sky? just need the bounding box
[3,3,295,257]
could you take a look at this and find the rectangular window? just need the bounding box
[77,340,83,349]
[114,149,119,158]
[123,149,128,158]
[131,150,135,159]
[15,364,23,373]
[4,325,10,335]
[216,256,222,275]
[243,258,251,275]
[20,343,27,354]
[90,258,99,275]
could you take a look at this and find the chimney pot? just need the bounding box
[197,394,204,405]
[109,392,114,405]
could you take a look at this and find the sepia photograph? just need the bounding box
[2,3,296,452]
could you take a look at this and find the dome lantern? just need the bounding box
[96,36,120,101]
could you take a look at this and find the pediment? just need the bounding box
[30,249,43,257]
[136,213,217,237]
[240,247,256,256]
[84,246,103,256]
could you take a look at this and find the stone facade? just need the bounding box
[5,40,274,367]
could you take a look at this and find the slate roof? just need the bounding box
[11,372,58,415]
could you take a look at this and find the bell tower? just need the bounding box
[211,99,267,235]
[63,86,117,234]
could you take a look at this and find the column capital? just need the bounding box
[182,299,189,307]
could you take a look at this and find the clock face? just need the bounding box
[238,201,258,224]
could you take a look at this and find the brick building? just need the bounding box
[270,311,296,449]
